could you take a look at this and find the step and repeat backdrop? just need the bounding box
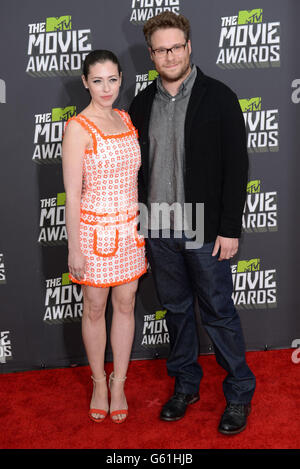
[1,0,300,372]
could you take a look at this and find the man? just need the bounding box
[129,12,256,435]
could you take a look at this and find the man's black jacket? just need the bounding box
[128,66,248,242]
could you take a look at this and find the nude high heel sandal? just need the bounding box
[109,372,128,424]
[88,373,108,423]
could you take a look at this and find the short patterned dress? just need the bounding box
[66,110,147,287]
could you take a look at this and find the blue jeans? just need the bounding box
[146,231,256,404]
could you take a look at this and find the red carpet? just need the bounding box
[1,349,300,449]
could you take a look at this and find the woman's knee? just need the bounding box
[83,287,109,321]
[112,290,136,315]
[111,281,138,315]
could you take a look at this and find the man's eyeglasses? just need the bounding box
[151,42,188,58]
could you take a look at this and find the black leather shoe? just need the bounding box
[218,403,251,435]
[160,392,200,421]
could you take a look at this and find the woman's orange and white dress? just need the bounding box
[66,110,147,287]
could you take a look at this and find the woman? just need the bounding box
[62,50,147,424]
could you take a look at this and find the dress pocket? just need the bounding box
[93,225,119,257]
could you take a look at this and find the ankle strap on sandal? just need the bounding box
[91,373,106,383]
[109,371,127,382]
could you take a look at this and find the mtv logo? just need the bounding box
[247,180,261,193]
[238,9,263,24]
[46,16,72,32]
[239,97,262,112]
[56,192,66,206]
[237,259,260,273]
[52,106,76,122]
[61,273,71,286]
[155,310,167,320]
[148,70,158,81]
[0,79,6,104]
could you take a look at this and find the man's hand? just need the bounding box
[212,235,239,261]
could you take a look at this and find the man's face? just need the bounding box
[149,27,191,83]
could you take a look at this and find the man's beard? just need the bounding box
[159,61,191,83]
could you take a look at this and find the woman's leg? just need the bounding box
[82,284,110,419]
[110,279,138,420]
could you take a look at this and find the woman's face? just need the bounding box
[82,60,122,108]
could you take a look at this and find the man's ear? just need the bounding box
[148,47,154,62]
